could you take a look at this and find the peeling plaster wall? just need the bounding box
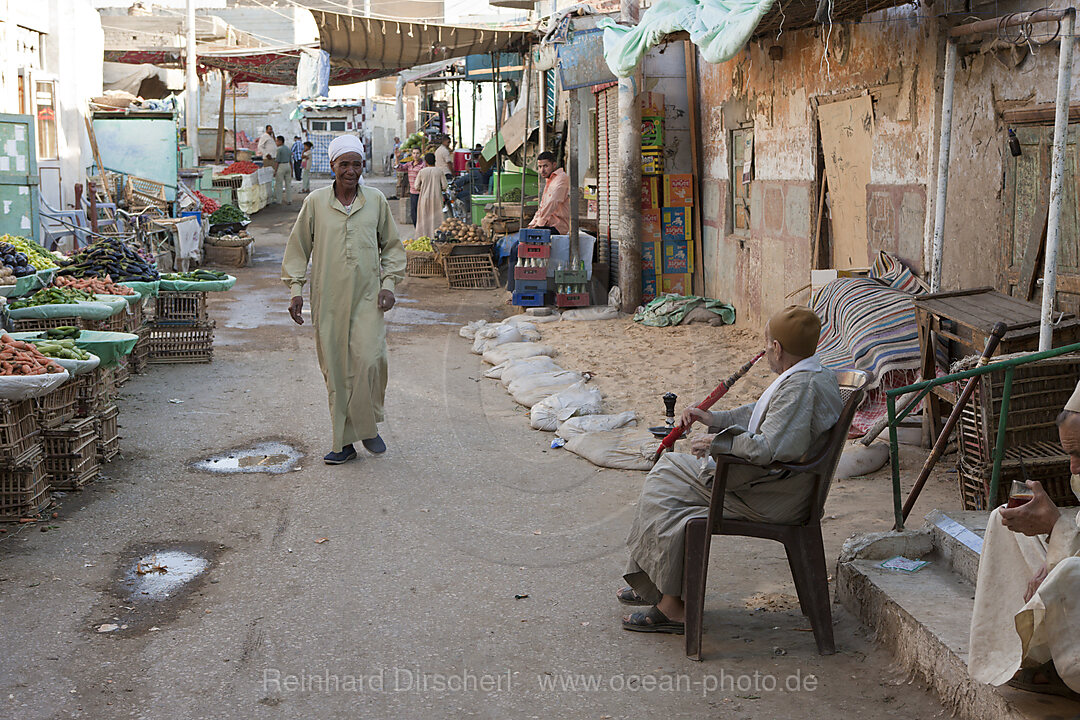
[697,6,939,325]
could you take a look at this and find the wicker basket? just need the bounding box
[113,356,131,387]
[444,254,499,290]
[0,400,40,464]
[405,250,444,278]
[96,404,119,463]
[42,417,98,491]
[154,292,208,325]
[147,321,214,364]
[32,380,78,429]
[958,451,1077,510]
[74,368,109,418]
[131,327,150,374]
[8,316,88,333]
[0,448,47,522]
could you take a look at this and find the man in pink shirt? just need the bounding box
[505,152,571,290]
[401,148,423,225]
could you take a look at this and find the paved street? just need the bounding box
[0,179,944,719]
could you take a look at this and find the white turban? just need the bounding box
[327,134,365,162]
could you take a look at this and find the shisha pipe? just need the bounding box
[652,350,767,463]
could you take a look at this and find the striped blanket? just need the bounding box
[811,252,926,434]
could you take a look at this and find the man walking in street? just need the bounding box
[414,152,447,239]
[300,141,313,193]
[282,134,406,465]
[291,135,304,181]
[435,134,453,179]
[273,135,292,205]
[257,124,276,165]
[404,147,423,225]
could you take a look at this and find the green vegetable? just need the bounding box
[209,204,249,224]
[28,339,91,361]
[162,270,229,282]
[46,326,81,339]
[57,237,159,282]
[9,287,95,309]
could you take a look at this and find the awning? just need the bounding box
[310,10,534,72]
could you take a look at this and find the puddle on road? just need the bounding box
[385,306,456,327]
[193,441,302,474]
[123,550,209,601]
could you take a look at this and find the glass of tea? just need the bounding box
[1008,480,1034,508]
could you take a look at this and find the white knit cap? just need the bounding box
[1067,380,1080,412]
[327,134,365,162]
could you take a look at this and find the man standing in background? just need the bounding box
[256,124,276,165]
[291,135,304,181]
[274,135,292,205]
[435,134,453,179]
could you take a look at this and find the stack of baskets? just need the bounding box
[0,399,45,521]
[955,352,1080,510]
[148,291,214,364]
[405,249,444,278]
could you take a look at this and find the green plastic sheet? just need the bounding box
[120,280,160,297]
[158,275,236,293]
[599,0,775,78]
[7,296,129,321]
[633,294,736,327]
[11,330,138,368]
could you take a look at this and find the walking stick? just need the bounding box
[901,321,1007,521]
[652,351,766,463]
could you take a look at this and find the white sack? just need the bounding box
[482,343,558,365]
[0,367,70,401]
[472,324,524,354]
[557,411,638,439]
[499,356,564,388]
[504,311,561,325]
[530,382,604,431]
[560,306,619,322]
[835,441,891,479]
[518,324,542,342]
[459,319,488,340]
[507,370,583,407]
[563,429,660,471]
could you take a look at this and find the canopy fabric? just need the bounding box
[311,10,533,72]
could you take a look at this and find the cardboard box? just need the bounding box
[664,174,694,207]
[640,92,664,117]
[641,269,657,302]
[661,207,690,243]
[641,242,660,273]
[660,273,692,296]
[641,176,661,209]
[642,148,663,175]
[661,240,690,274]
[642,116,664,146]
[642,209,662,244]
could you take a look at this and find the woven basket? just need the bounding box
[405,250,444,278]
[206,234,253,248]
[444,254,499,290]
[0,449,47,521]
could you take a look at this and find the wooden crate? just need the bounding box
[444,254,499,290]
[0,400,40,464]
[74,368,109,418]
[0,448,47,521]
[203,242,252,268]
[42,417,98,491]
[130,327,150,374]
[147,321,214,364]
[113,356,131,387]
[958,450,1077,510]
[405,250,444,278]
[9,316,87,333]
[31,380,78,429]
[154,292,208,325]
[95,404,119,463]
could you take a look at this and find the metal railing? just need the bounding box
[887,340,1080,530]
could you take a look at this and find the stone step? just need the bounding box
[925,509,988,585]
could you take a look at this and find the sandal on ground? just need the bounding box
[1007,663,1080,699]
[621,606,685,635]
[616,586,650,606]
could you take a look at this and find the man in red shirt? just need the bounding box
[505,151,570,290]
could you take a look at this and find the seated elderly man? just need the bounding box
[618,305,843,634]
[968,386,1080,699]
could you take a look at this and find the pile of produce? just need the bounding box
[400,132,426,151]
[31,337,91,362]
[0,266,17,286]
[209,205,249,225]
[220,161,259,175]
[500,186,523,203]
[58,237,160,282]
[9,287,95,309]
[436,218,486,243]
[54,274,135,296]
[194,190,220,214]
[0,334,65,375]
[0,235,58,271]
[161,269,230,282]
[404,237,434,252]
[44,326,80,340]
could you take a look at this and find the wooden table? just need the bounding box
[914,287,1080,440]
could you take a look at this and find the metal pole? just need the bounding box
[949,8,1071,38]
[520,55,531,226]
[569,89,580,266]
[929,39,957,293]
[185,0,199,164]
[493,53,502,217]
[888,396,903,530]
[539,69,547,153]
[1040,9,1076,351]
[617,0,642,313]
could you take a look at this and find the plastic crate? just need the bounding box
[147,321,215,364]
[41,417,98,491]
[514,280,549,293]
[513,266,546,281]
[520,229,551,244]
[95,404,120,463]
[32,380,78,429]
[518,242,551,259]
[405,250,444,278]
[0,400,40,464]
[512,292,546,307]
[154,292,208,325]
[556,292,590,308]
[555,269,588,285]
[444,255,499,290]
[0,448,47,522]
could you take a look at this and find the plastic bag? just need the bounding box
[0,367,70,401]
[482,343,558,365]
[563,428,660,471]
[530,382,604,431]
[557,411,638,439]
[835,441,890,479]
[472,324,523,354]
[560,306,620,322]
[459,319,488,340]
[499,356,563,388]
[507,370,583,407]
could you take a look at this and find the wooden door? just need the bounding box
[1002,124,1080,316]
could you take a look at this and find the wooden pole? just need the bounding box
[520,54,531,226]
[83,114,110,204]
[684,40,703,295]
[216,70,227,162]
[617,0,642,312]
[493,53,502,217]
[569,88,580,266]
